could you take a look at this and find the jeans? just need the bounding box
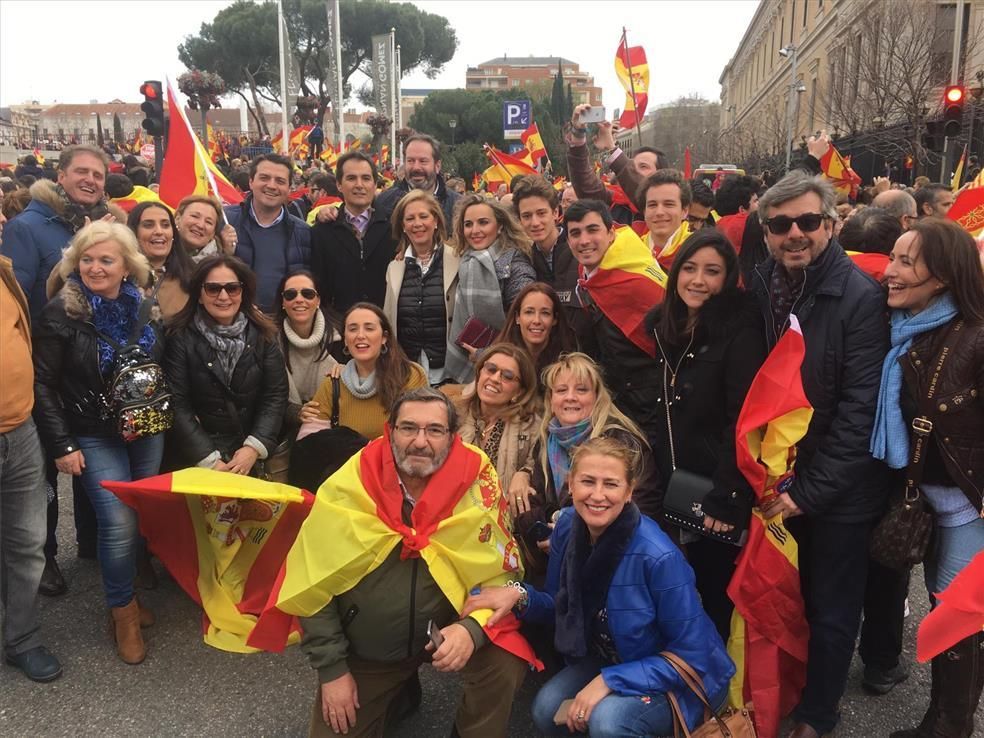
[0,419,47,654]
[925,516,984,599]
[76,434,163,607]
[858,558,910,671]
[531,655,728,738]
[787,517,872,735]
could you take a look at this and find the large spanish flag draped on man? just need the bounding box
[102,469,314,653]
[268,429,542,668]
[615,36,649,130]
[579,224,666,355]
[158,80,243,209]
[726,315,813,738]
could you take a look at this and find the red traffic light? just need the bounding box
[140,82,159,99]
[945,85,965,104]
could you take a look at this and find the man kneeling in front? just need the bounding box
[278,387,534,737]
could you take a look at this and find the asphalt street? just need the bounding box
[0,479,960,738]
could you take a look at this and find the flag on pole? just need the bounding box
[726,315,812,738]
[683,146,693,179]
[158,80,244,208]
[818,145,862,199]
[614,36,649,130]
[951,144,968,193]
[320,142,338,167]
[31,148,45,166]
[521,122,547,163]
[482,145,537,192]
[102,469,315,653]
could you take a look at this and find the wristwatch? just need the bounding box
[507,580,529,613]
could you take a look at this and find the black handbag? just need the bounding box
[870,321,963,571]
[656,332,746,547]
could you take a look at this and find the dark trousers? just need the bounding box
[685,536,739,643]
[859,559,909,671]
[787,517,872,735]
[43,458,98,558]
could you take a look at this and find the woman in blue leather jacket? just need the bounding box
[463,436,735,737]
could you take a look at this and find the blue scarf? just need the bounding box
[870,293,958,469]
[547,417,593,503]
[72,275,156,375]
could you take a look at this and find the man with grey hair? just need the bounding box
[284,386,529,738]
[750,171,889,738]
[871,188,917,231]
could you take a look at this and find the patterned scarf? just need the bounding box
[55,183,108,233]
[194,309,249,383]
[72,275,156,375]
[546,417,593,504]
[769,262,806,338]
[444,243,506,383]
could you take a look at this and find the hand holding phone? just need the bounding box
[426,619,445,650]
[577,106,607,125]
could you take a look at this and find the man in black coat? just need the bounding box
[373,134,460,226]
[749,171,890,738]
[310,151,393,315]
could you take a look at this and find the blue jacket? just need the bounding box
[0,180,74,319]
[224,196,311,313]
[523,508,736,730]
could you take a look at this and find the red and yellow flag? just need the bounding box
[103,468,314,653]
[615,37,649,130]
[846,250,889,282]
[819,145,862,199]
[917,551,984,663]
[110,185,167,214]
[320,142,338,167]
[32,147,45,166]
[951,144,968,193]
[265,430,541,668]
[482,144,537,193]
[158,81,244,208]
[521,122,547,163]
[948,168,984,237]
[727,315,813,738]
[579,224,666,355]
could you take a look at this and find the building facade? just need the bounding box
[466,56,603,107]
[616,97,722,170]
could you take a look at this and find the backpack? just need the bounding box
[95,299,174,442]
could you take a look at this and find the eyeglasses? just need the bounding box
[394,423,450,439]
[203,281,244,297]
[282,288,318,301]
[482,361,518,382]
[762,213,827,235]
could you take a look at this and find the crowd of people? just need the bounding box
[0,104,982,738]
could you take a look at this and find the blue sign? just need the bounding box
[502,100,531,139]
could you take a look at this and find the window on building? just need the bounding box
[790,0,796,42]
[808,77,817,130]
[803,0,809,26]
[780,11,785,48]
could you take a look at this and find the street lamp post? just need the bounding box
[780,44,799,172]
[449,118,457,149]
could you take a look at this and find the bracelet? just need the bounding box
[506,580,529,612]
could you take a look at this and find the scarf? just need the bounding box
[341,359,377,399]
[194,309,249,383]
[283,309,326,351]
[189,239,221,264]
[554,503,640,659]
[547,417,593,503]
[871,293,959,469]
[444,244,507,383]
[55,183,107,233]
[72,275,156,375]
[769,262,806,337]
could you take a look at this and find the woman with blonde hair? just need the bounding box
[33,221,163,665]
[383,190,460,386]
[445,193,536,383]
[174,194,237,263]
[455,343,541,491]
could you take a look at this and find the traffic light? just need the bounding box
[140,80,165,137]
[943,84,965,138]
[922,120,944,152]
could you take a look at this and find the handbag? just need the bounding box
[455,316,497,349]
[656,332,746,546]
[661,651,756,738]
[870,320,963,571]
[256,438,292,483]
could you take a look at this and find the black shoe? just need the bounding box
[5,646,63,682]
[38,557,67,597]
[862,663,910,695]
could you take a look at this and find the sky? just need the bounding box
[0,0,758,113]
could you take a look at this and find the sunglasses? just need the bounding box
[202,281,243,297]
[762,213,827,235]
[282,288,318,301]
[482,361,518,382]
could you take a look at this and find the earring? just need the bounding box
[343,345,351,356]
[381,343,389,355]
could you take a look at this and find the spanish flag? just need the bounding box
[320,142,338,167]
[951,144,967,193]
[614,36,649,130]
[110,185,167,214]
[102,468,314,653]
[521,122,547,164]
[579,224,666,355]
[948,168,984,237]
[32,147,45,166]
[267,430,541,668]
[846,250,889,282]
[727,315,812,738]
[483,144,537,190]
[306,196,343,226]
[819,144,862,199]
[917,551,984,663]
[158,80,244,208]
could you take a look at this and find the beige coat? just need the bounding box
[383,243,460,344]
[456,399,540,492]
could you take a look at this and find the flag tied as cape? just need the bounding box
[579,224,666,355]
[614,38,649,130]
[917,551,984,663]
[818,145,862,200]
[102,468,314,653]
[270,429,542,668]
[158,80,243,209]
[727,315,813,738]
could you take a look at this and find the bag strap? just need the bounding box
[331,376,341,427]
[660,651,733,737]
[93,297,155,352]
[905,320,963,499]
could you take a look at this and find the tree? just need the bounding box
[550,61,565,125]
[565,83,574,120]
[96,114,104,146]
[113,113,124,145]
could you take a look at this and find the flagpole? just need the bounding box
[389,28,397,167]
[277,0,290,155]
[622,27,643,150]
[395,43,403,165]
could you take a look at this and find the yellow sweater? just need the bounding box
[310,362,427,439]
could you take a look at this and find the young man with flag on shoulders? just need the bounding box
[275,387,534,738]
[637,169,693,269]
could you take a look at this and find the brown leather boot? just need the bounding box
[890,656,940,738]
[110,600,146,664]
[932,632,983,738]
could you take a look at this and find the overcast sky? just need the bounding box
[1,0,758,113]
